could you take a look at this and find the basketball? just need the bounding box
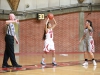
[48,13,54,20]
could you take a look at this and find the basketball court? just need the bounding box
[0,0,100,75]
[0,53,100,75]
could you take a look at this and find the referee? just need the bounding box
[2,13,22,68]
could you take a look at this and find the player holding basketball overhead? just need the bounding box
[41,15,57,66]
[79,20,97,66]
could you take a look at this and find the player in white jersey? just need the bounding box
[41,17,57,65]
[79,20,97,66]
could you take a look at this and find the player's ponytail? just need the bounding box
[86,20,94,31]
[42,22,49,40]
[42,30,46,40]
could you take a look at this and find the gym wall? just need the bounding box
[0,12,100,54]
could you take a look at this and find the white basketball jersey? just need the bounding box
[45,29,53,39]
[84,27,93,40]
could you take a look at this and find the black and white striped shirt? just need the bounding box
[6,23,15,36]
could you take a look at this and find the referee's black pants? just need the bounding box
[2,35,18,66]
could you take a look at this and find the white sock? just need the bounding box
[52,57,55,62]
[42,58,45,62]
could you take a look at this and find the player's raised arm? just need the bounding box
[45,18,49,33]
[52,18,57,29]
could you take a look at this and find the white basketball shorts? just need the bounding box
[83,37,95,52]
[43,39,55,52]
